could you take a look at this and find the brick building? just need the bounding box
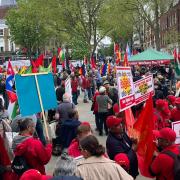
[160,1,180,51]
[138,0,180,51]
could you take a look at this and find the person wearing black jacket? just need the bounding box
[106,116,139,179]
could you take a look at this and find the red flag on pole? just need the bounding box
[51,56,57,74]
[35,54,44,68]
[133,94,156,177]
[91,57,96,69]
[125,108,135,137]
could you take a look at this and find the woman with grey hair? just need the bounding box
[52,153,83,180]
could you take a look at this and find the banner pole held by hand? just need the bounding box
[34,74,50,140]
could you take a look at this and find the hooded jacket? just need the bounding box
[57,119,81,148]
[12,135,52,174]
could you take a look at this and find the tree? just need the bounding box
[113,0,177,50]
[6,0,51,58]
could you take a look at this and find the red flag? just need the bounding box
[51,56,57,74]
[31,60,38,73]
[7,60,15,75]
[91,57,96,69]
[133,94,155,177]
[35,54,44,68]
[125,108,135,137]
[173,48,177,60]
[114,43,121,65]
[124,52,129,66]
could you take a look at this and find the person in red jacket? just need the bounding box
[68,122,92,158]
[171,97,180,122]
[12,118,52,175]
[93,90,100,131]
[150,128,179,180]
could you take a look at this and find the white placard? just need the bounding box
[65,77,72,103]
[172,121,180,145]
[5,60,30,69]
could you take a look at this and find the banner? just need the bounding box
[116,66,135,111]
[15,73,57,116]
[134,75,154,105]
[65,77,72,102]
[5,60,30,69]
[172,121,180,145]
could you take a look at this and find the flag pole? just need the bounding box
[34,74,50,140]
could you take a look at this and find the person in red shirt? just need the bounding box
[150,128,179,180]
[71,74,78,105]
[154,99,171,129]
[167,95,176,110]
[171,97,180,122]
[81,75,90,103]
[68,122,92,158]
[12,118,52,175]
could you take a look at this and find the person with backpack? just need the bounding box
[12,118,52,176]
[150,128,180,180]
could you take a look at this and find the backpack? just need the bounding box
[163,147,180,180]
[11,155,30,175]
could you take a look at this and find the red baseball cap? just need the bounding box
[106,116,122,128]
[153,128,176,142]
[20,169,52,180]
[175,97,180,105]
[114,153,130,170]
[167,95,176,105]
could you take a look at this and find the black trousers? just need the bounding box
[98,112,108,134]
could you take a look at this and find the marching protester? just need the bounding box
[96,86,112,136]
[12,118,52,175]
[53,153,82,180]
[75,135,133,180]
[71,74,79,105]
[68,122,92,158]
[106,116,139,179]
[56,109,81,150]
[171,97,180,122]
[150,128,179,180]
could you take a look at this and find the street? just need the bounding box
[45,95,154,180]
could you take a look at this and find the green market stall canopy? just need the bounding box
[129,48,174,65]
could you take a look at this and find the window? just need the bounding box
[0,29,3,36]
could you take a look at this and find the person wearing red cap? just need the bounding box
[167,95,176,109]
[20,169,52,180]
[114,153,130,172]
[154,99,171,129]
[150,128,179,180]
[106,116,139,179]
[171,97,180,122]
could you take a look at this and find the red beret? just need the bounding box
[114,153,130,170]
[175,97,180,105]
[153,128,176,142]
[106,116,122,128]
[167,95,176,105]
[20,169,52,180]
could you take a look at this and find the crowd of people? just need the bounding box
[0,62,180,180]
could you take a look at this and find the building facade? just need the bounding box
[135,0,180,51]
[0,2,16,53]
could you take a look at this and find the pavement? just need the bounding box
[45,94,154,180]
